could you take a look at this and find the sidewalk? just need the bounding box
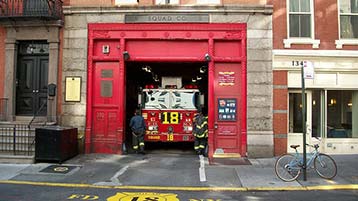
[0,153,357,191]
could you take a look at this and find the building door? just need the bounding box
[16,42,48,116]
[213,63,244,155]
[287,90,320,153]
[91,62,121,153]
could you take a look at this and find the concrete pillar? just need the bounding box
[4,37,16,121]
[48,27,60,123]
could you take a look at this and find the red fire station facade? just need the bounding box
[86,23,247,158]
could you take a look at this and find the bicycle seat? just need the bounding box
[290,145,300,149]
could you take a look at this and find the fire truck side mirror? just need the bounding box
[200,94,205,106]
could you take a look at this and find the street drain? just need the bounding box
[39,165,78,174]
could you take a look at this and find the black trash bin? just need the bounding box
[35,126,78,163]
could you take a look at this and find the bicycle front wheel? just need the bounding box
[275,154,301,182]
[314,153,337,179]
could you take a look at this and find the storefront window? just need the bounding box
[311,90,322,138]
[289,93,305,133]
[289,91,322,136]
[327,90,358,138]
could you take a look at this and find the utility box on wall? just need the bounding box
[35,126,78,163]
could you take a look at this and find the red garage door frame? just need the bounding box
[86,23,247,158]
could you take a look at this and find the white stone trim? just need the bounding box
[63,5,273,15]
[115,0,138,5]
[155,0,179,5]
[197,0,220,5]
[335,39,358,49]
[273,49,358,57]
[283,38,320,49]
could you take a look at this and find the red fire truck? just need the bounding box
[138,77,204,142]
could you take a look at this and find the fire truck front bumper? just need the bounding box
[145,132,194,142]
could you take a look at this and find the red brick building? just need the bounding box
[272,0,358,155]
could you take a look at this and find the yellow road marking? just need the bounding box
[0,180,357,191]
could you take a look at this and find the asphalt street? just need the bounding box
[0,152,357,201]
[0,182,357,201]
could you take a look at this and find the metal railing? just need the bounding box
[0,0,63,20]
[0,124,35,156]
[0,98,7,121]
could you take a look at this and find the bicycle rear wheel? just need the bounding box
[314,153,337,179]
[275,154,301,182]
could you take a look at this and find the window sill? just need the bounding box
[283,38,320,49]
[114,0,138,5]
[335,39,358,49]
[196,0,221,5]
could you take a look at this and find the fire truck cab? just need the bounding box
[138,77,204,142]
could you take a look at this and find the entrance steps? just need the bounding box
[0,119,56,164]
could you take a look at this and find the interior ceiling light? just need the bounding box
[142,65,151,72]
[192,78,197,82]
[197,76,202,80]
[200,66,207,73]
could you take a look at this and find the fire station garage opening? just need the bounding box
[125,62,208,154]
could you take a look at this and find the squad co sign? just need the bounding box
[125,14,209,23]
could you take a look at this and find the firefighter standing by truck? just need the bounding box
[129,109,146,154]
[193,110,208,156]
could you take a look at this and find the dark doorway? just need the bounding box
[125,61,208,154]
[16,41,49,116]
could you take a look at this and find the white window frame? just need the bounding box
[335,0,358,49]
[284,0,320,49]
[197,0,221,5]
[155,0,179,5]
[114,0,138,5]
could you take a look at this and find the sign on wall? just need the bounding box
[218,71,235,86]
[65,77,81,102]
[303,61,314,79]
[218,98,237,121]
[125,14,209,23]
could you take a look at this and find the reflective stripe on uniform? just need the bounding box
[195,121,208,129]
[196,130,208,138]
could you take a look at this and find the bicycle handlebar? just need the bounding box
[306,143,319,149]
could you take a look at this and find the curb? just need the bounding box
[0,155,34,164]
[1,180,357,191]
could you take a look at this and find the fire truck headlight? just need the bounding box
[184,126,193,131]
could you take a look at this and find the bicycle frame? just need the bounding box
[290,145,319,169]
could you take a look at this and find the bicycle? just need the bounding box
[275,143,337,182]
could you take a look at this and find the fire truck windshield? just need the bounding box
[144,90,199,110]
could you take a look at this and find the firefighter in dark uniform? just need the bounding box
[129,109,146,154]
[193,110,208,155]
